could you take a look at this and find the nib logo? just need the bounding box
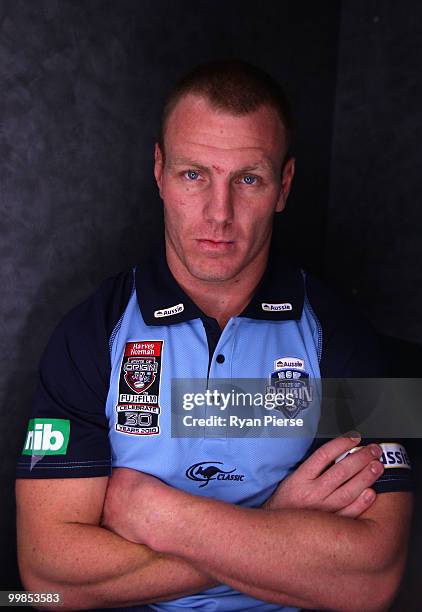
[22,419,70,455]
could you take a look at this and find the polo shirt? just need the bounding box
[16,246,413,612]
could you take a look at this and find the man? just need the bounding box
[16,60,413,611]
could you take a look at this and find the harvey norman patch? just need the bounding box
[116,341,163,435]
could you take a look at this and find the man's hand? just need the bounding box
[264,433,384,517]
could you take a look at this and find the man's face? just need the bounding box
[154,94,295,284]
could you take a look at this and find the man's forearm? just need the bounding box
[144,490,405,611]
[19,521,215,610]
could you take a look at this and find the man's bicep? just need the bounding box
[16,477,217,607]
[16,476,109,586]
[16,476,109,527]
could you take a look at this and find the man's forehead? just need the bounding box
[163,94,287,158]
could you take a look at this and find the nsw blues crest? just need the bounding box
[269,356,312,418]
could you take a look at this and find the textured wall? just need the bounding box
[327,0,422,344]
[0,0,340,589]
[0,0,160,588]
[327,4,422,608]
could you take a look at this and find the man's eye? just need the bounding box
[184,170,200,180]
[242,175,258,185]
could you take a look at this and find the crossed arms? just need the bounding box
[16,435,413,611]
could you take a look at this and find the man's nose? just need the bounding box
[204,180,234,225]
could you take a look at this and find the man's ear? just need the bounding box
[154,143,164,197]
[275,157,295,213]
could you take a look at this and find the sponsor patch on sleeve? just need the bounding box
[115,341,163,436]
[22,418,70,455]
[379,443,411,469]
[335,442,411,469]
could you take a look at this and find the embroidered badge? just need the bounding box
[269,359,312,418]
[336,443,411,469]
[115,341,163,436]
[274,356,305,371]
[262,303,292,312]
[154,303,184,318]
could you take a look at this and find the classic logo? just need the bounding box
[154,303,184,318]
[116,341,163,436]
[22,419,70,455]
[274,356,305,371]
[123,357,158,394]
[186,461,245,488]
[262,303,292,312]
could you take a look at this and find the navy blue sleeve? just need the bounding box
[305,274,414,494]
[16,270,134,479]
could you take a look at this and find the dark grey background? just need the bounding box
[327,1,422,346]
[1,0,421,609]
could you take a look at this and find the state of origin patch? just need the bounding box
[115,341,163,435]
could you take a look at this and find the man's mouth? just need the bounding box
[196,239,235,251]
[197,239,234,243]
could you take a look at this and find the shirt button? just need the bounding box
[216,354,225,364]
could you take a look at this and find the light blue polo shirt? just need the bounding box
[17,246,412,611]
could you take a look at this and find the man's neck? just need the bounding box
[181,281,256,330]
[165,247,269,330]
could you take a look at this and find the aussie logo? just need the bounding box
[336,443,411,469]
[154,303,184,318]
[274,356,305,371]
[380,443,411,468]
[186,461,245,488]
[116,341,163,436]
[262,303,292,312]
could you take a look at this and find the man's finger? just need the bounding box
[297,433,362,480]
[322,458,384,510]
[335,488,377,518]
[317,444,383,497]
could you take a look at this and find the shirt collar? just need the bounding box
[135,242,304,326]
